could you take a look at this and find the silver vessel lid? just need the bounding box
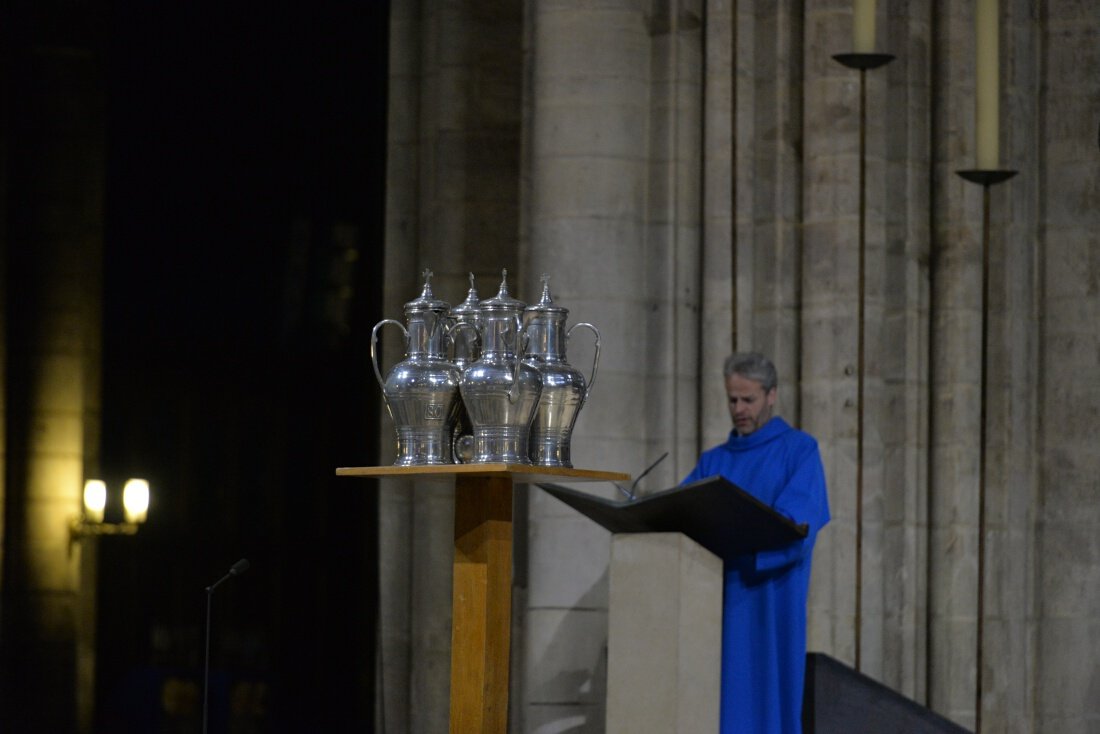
[479,269,526,313]
[525,274,568,316]
[404,268,450,313]
[450,272,481,318]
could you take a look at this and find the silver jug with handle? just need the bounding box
[448,273,481,462]
[459,269,542,464]
[523,276,600,467]
[371,269,463,465]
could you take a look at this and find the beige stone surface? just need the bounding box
[606,533,721,734]
[379,0,1100,731]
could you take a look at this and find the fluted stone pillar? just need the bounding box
[801,0,938,703]
[1035,3,1100,732]
[928,1,985,727]
[739,1,804,411]
[800,0,865,673]
[926,3,1045,731]
[971,1,1041,730]
[646,0,705,479]
[877,0,934,702]
[698,0,737,444]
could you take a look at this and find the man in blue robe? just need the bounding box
[682,352,830,734]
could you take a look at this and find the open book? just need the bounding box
[536,474,807,563]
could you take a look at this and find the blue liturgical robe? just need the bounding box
[682,416,830,734]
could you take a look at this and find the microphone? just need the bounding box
[614,451,670,501]
[203,559,249,734]
[207,558,250,593]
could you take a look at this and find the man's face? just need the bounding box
[726,373,777,436]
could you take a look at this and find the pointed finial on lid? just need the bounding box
[421,268,434,294]
[524,272,567,315]
[452,272,481,316]
[404,266,449,312]
[537,274,553,306]
[479,267,525,312]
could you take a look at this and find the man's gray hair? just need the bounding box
[723,352,778,392]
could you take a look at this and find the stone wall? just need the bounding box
[1035,2,1100,732]
[380,0,1100,731]
[379,1,525,730]
[1,41,105,732]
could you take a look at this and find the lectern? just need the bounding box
[537,476,808,733]
[535,475,808,558]
[336,463,628,734]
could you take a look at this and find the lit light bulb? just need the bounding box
[83,480,107,524]
[123,479,150,524]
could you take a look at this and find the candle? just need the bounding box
[975,0,999,169]
[853,0,876,53]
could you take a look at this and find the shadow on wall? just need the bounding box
[524,568,609,734]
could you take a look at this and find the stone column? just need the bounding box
[379,5,454,732]
[521,3,651,730]
[698,0,736,446]
[796,0,939,704]
[521,0,705,730]
[379,1,524,729]
[928,2,984,727]
[1,41,104,732]
[974,0,1041,730]
[740,0,804,411]
[644,0,705,481]
[800,0,864,671]
[1035,2,1100,731]
[377,4,421,730]
[877,0,934,703]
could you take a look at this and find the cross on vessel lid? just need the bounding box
[404,268,450,313]
[525,274,568,316]
[479,269,526,313]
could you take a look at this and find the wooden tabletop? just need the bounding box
[335,463,629,484]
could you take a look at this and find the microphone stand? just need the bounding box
[203,559,250,734]
[614,452,669,500]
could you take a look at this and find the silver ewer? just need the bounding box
[371,269,463,465]
[448,273,481,462]
[523,276,600,467]
[459,269,543,464]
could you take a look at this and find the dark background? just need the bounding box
[93,2,388,731]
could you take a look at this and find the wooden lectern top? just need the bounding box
[335,463,629,484]
[536,474,808,562]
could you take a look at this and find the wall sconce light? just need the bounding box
[71,478,151,541]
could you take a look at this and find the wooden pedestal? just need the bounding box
[337,464,628,733]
